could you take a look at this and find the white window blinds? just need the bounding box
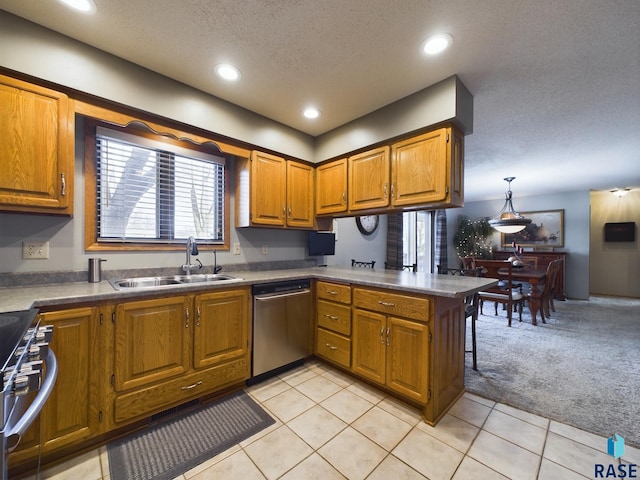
[95,126,225,244]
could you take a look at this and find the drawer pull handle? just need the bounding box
[380,326,385,343]
[378,301,395,307]
[324,314,339,320]
[386,327,391,346]
[181,381,202,391]
[325,343,338,351]
[327,290,338,295]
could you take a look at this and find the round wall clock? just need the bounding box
[355,215,379,235]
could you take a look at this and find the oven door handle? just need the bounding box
[6,349,58,451]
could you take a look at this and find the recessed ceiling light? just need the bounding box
[214,64,241,81]
[303,108,320,119]
[422,34,453,55]
[58,0,97,13]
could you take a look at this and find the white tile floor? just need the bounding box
[25,360,640,480]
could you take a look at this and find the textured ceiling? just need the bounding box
[1,0,639,201]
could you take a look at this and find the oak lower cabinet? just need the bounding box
[9,307,103,471]
[352,288,429,404]
[0,74,74,215]
[112,288,251,425]
[351,286,465,425]
[315,281,352,368]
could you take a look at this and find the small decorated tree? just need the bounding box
[453,215,494,263]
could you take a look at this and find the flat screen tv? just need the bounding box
[308,231,336,256]
[604,222,636,242]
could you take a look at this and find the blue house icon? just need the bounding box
[608,434,625,459]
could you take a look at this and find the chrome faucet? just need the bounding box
[182,236,202,275]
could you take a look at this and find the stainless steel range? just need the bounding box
[1,309,57,480]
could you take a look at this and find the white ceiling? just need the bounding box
[1,0,639,201]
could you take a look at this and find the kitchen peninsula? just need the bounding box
[4,266,496,475]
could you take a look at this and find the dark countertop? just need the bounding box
[0,266,497,313]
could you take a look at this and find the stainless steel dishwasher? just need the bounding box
[251,279,311,381]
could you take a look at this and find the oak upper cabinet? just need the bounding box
[352,287,430,404]
[348,146,390,211]
[391,126,463,208]
[248,150,287,226]
[316,158,348,215]
[10,307,102,468]
[286,160,315,228]
[236,151,314,228]
[0,74,73,215]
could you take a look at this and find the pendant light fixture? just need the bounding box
[488,177,532,233]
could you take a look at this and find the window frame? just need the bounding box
[84,118,231,252]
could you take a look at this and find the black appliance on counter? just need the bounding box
[1,309,57,480]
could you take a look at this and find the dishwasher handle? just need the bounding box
[254,289,311,301]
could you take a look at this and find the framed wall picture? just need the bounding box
[501,209,564,248]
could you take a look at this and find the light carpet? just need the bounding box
[464,295,640,447]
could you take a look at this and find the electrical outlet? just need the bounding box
[262,245,268,255]
[23,241,49,259]
[233,243,241,255]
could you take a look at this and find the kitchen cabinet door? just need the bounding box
[286,160,314,228]
[348,146,390,211]
[250,150,287,226]
[386,316,429,403]
[316,158,347,215]
[391,128,447,206]
[114,296,191,392]
[9,307,102,470]
[193,288,250,370]
[0,74,73,214]
[352,308,386,384]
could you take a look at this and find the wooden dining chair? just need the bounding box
[384,262,417,272]
[351,259,375,268]
[547,259,564,313]
[474,259,524,327]
[437,265,484,370]
[461,256,477,269]
[537,259,562,323]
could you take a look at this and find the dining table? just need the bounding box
[498,267,547,325]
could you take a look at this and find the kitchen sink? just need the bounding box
[109,274,240,290]
[173,274,238,283]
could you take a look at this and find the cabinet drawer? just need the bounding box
[316,328,351,368]
[317,281,351,304]
[114,357,248,423]
[317,300,351,335]
[352,288,431,322]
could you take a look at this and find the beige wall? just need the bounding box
[590,190,640,297]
